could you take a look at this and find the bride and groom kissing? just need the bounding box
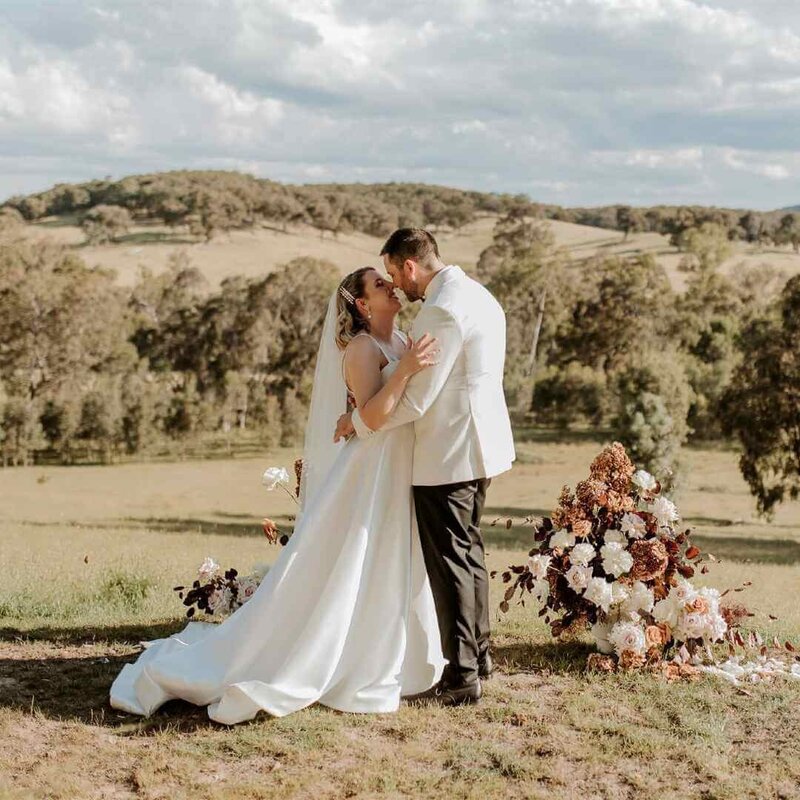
[110,227,515,724]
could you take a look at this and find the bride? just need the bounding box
[109,266,445,725]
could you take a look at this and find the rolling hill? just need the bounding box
[20,213,800,294]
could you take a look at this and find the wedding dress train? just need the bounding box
[109,350,445,725]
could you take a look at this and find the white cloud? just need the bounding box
[0,0,798,208]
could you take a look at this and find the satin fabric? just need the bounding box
[109,357,445,725]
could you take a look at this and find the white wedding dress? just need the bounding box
[109,331,445,725]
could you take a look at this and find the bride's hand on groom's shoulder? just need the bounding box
[334,412,355,442]
[399,333,439,379]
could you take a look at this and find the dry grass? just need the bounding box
[2,440,800,799]
[23,214,800,290]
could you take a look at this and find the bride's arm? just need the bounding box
[343,335,437,433]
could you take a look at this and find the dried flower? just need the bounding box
[619,650,647,670]
[576,479,605,513]
[294,458,304,497]
[629,539,669,582]
[586,653,617,673]
[572,519,593,537]
[589,442,635,494]
[720,603,749,628]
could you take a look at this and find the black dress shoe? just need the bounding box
[478,652,493,680]
[406,678,482,707]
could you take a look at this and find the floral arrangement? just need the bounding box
[497,442,768,674]
[173,459,303,619]
[174,557,270,618]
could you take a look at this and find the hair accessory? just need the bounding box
[339,286,356,305]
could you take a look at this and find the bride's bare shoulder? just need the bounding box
[343,334,381,364]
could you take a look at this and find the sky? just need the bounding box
[0,0,799,209]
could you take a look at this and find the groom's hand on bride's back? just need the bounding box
[334,412,355,442]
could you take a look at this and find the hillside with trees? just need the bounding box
[2,172,800,513]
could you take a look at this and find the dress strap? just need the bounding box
[355,331,399,363]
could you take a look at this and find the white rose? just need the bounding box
[600,541,633,577]
[676,611,708,641]
[708,612,728,642]
[592,621,615,654]
[262,466,291,490]
[653,596,680,627]
[650,496,679,528]
[671,578,698,606]
[570,542,596,567]
[584,577,614,612]
[610,582,630,607]
[609,620,647,656]
[698,586,721,614]
[549,529,575,551]
[527,554,552,579]
[632,470,657,492]
[198,556,220,581]
[622,581,655,616]
[618,512,647,539]
[566,564,593,593]
[603,529,627,546]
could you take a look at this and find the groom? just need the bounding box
[334,228,515,705]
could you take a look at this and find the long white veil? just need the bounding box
[296,292,348,522]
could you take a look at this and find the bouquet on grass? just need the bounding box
[498,442,761,675]
[173,459,302,620]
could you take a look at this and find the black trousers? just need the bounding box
[413,478,491,686]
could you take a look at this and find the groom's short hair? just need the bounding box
[380,228,440,268]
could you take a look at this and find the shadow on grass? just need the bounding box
[481,506,546,550]
[492,638,592,676]
[115,515,295,537]
[0,619,189,644]
[112,231,197,246]
[0,649,222,730]
[0,618,230,729]
[692,534,800,565]
[510,426,612,445]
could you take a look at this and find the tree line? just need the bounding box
[480,210,799,514]
[0,171,529,244]
[3,171,798,255]
[1,181,798,514]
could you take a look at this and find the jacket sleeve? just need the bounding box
[352,304,463,439]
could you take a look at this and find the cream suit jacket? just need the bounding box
[352,265,515,486]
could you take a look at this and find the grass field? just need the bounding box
[1,438,799,799]
[24,213,800,291]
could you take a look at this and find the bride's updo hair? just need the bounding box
[335,267,373,351]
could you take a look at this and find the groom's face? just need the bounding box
[383,254,422,302]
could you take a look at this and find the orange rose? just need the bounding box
[688,597,710,615]
[262,517,279,543]
[645,624,669,648]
